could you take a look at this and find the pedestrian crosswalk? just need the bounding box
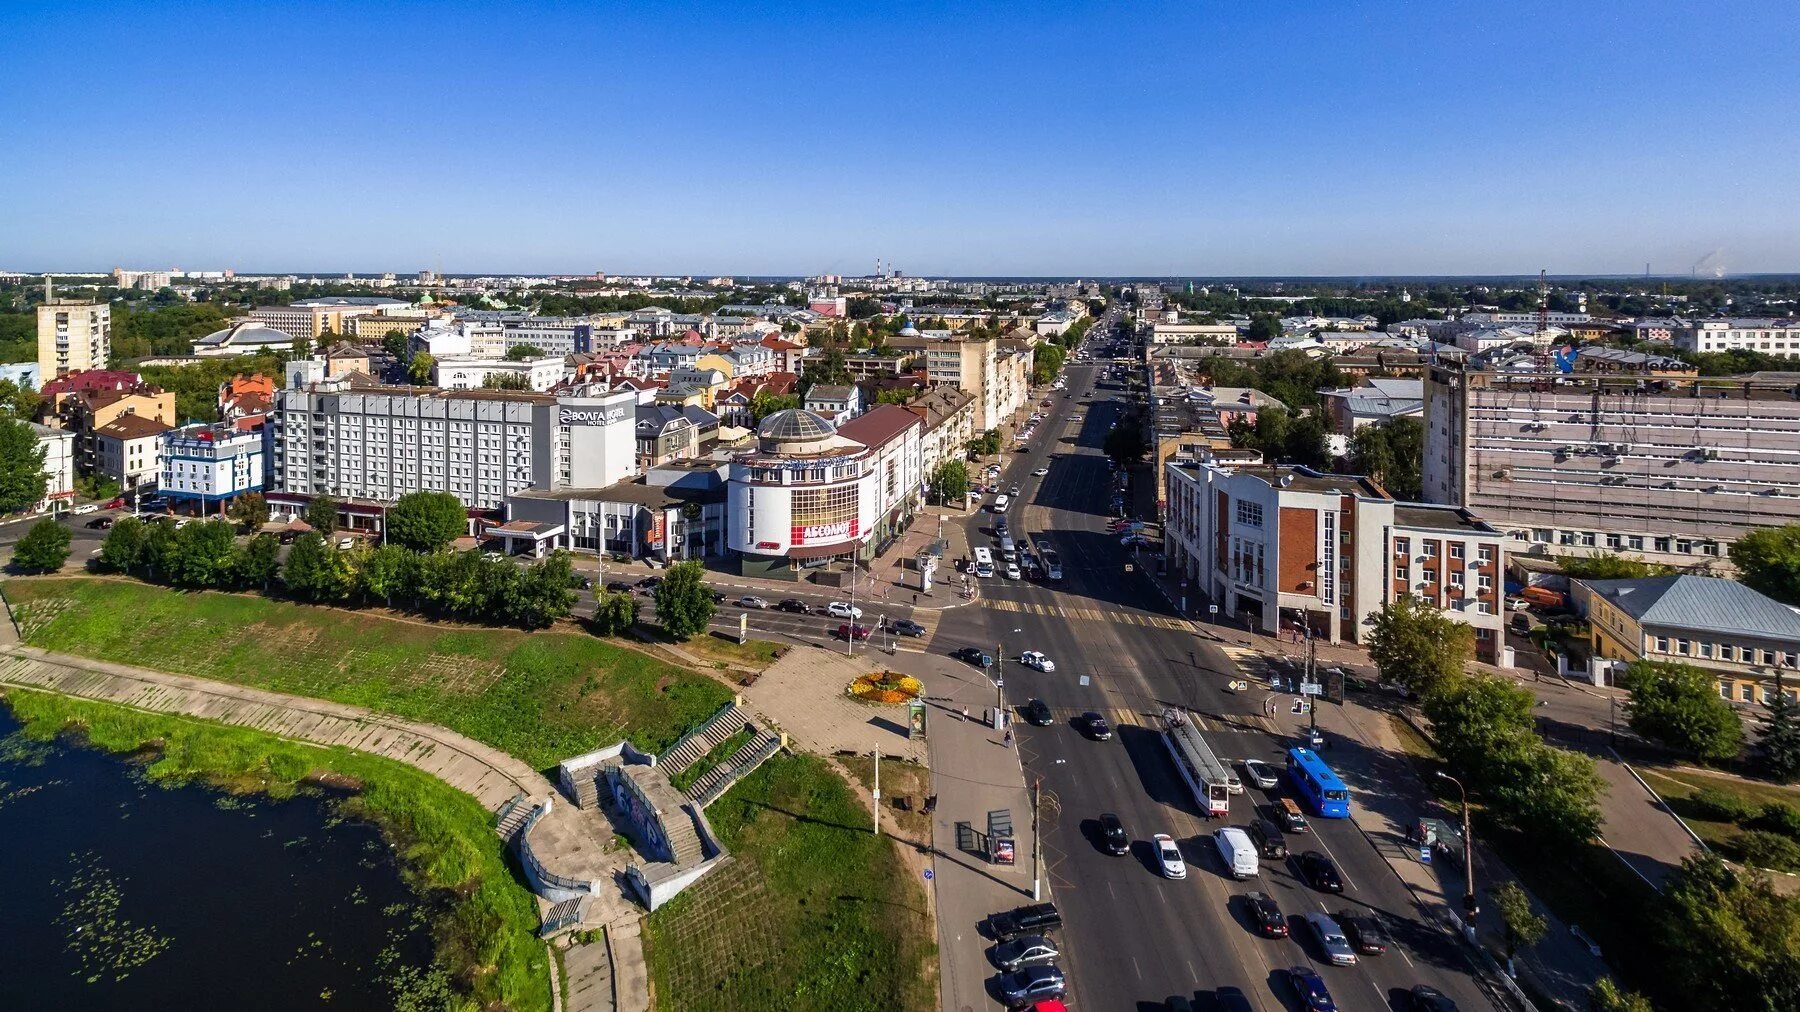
[1022,704,1283,738]
[985,597,1192,630]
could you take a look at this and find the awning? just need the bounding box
[783,540,862,561]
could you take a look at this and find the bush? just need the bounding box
[1729,829,1800,872]
[1690,787,1760,825]
[1752,801,1800,840]
[12,518,72,573]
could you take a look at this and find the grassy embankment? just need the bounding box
[3,688,550,1012]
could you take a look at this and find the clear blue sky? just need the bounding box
[3,1,1796,277]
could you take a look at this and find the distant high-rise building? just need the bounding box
[36,279,112,377]
[418,269,437,285]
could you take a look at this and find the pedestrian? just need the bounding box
[913,592,919,606]
[1003,730,1014,748]
[961,705,969,722]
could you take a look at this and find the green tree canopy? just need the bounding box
[1557,552,1674,580]
[592,590,639,637]
[505,344,545,360]
[1422,674,1535,786]
[358,544,416,606]
[966,429,1002,457]
[98,516,147,573]
[12,518,70,572]
[408,351,436,385]
[233,533,281,590]
[228,492,270,531]
[305,495,340,537]
[928,460,970,505]
[385,491,466,553]
[1367,595,1474,694]
[1762,674,1800,784]
[1660,854,1800,1009]
[750,391,800,421]
[654,559,716,640]
[1623,659,1745,763]
[1493,881,1547,963]
[283,532,356,602]
[381,329,412,363]
[1731,525,1800,606]
[1346,416,1424,499]
[0,417,47,513]
[171,520,238,588]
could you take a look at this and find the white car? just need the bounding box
[1032,467,1049,477]
[737,595,770,609]
[338,537,355,550]
[1019,651,1056,673]
[1005,563,1022,580]
[1154,833,1187,879]
[826,601,863,620]
[71,503,99,515]
[1241,758,1280,790]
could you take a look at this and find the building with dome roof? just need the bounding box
[727,405,923,577]
[193,320,300,357]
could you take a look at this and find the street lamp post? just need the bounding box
[1436,770,1479,919]
[995,627,1021,727]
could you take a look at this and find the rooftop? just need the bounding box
[1391,503,1496,535]
[1581,575,1800,643]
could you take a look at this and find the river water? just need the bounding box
[0,709,437,1009]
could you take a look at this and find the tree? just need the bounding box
[654,559,716,640]
[11,518,70,572]
[1623,659,1745,762]
[1660,854,1800,1009]
[305,495,340,537]
[1557,552,1673,580]
[592,591,639,637]
[359,543,417,607]
[98,516,146,573]
[1347,416,1424,499]
[171,520,238,587]
[233,533,281,591]
[0,378,42,419]
[966,429,1002,457]
[0,417,47,513]
[1589,978,1654,1012]
[1492,881,1547,971]
[1032,342,1066,386]
[227,492,270,531]
[1366,595,1474,694]
[140,518,180,581]
[1762,671,1800,783]
[408,350,435,385]
[1731,525,1800,605]
[291,333,313,359]
[928,459,970,505]
[1103,423,1147,466]
[283,532,356,602]
[482,372,530,390]
[385,491,466,553]
[381,329,411,364]
[749,391,800,421]
[509,552,576,629]
[1245,315,1281,343]
[505,344,545,360]
[1421,674,1535,786]
[1485,738,1606,846]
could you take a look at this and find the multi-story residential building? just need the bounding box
[1318,378,1424,432]
[1661,318,1800,359]
[1576,575,1800,702]
[802,384,862,425]
[158,422,266,508]
[1147,322,1240,346]
[53,384,177,473]
[94,414,172,488]
[1164,461,1509,664]
[37,298,111,378]
[1423,365,1800,567]
[432,355,566,392]
[247,297,412,340]
[503,317,599,357]
[904,385,977,480]
[29,423,74,508]
[635,404,706,467]
[347,309,436,342]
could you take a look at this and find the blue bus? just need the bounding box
[1286,747,1351,819]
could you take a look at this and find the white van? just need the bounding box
[972,547,995,578]
[993,494,1011,513]
[1213,827,1259,880]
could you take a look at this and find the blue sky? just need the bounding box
[2,1,1796,276]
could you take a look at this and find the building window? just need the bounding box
[1423,542,1438,558]
[1477,546,1493,564]
[1449,544,1464,561]
[1627,536,1644,551]
[1654,537,1672,553]
[1476,601,1492,615]
[1396,566,1410,583]
[1654,636,1670,653]
[1742,684,1756,703]
[1675,639,1689,655]
[1235,500,1264,528]
[1394,537,1410,556]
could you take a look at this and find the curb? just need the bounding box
[1610,748,1711,853]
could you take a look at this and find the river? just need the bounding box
[0,708,438,1009]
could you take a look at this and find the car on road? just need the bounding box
[1097,812,1129,855]
[636,576,661,590]
[1032,467,1049,477]
[890,618,926,637]
[1005,562,1022,580]
[1154,833,1186,879]
[777,598,809,613]
[953,647,993,668]
[1298,850,1343,892]
[1009,485,1021,497]
[103,497,125,509]
[338,537,355,550]
[1018,650,1056,673]
[1241,758,1279,790]
[709,590,727,604]
[737,595,769,609]
[1023,699,1053,726]
[989,902,1061,940]
[84,516,114,529]
[1244,891,1288,937]
[991,934,1060,972]
[1407,985,1457,1012]
[71,503,99,515]
[1285,966,1337,1012]
[1338,909,1390,954]
[1214,986,1254,1012]
[605,580,634,593]
[1079,711,1111,740]
[995,965,1065,1006]
[1248,818,1288,859]
[826,601,863,619]
[835,623,871,641]
[1304,912,1357,966]
[1035,539,1051,553]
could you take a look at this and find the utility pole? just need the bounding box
[845,560,856,657]
[1031,776,1042,901]
[1306,628,1319,739]
[1437,771,1479,918]
[872,747,881,836]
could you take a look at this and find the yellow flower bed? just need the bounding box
[849,673,924,705]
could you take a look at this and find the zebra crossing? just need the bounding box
[1027,703,1284,738]
[984,597,1192,630]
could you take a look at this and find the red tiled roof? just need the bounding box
[837,404,922,450]
[761,336,802,351]
[94,414,174,440]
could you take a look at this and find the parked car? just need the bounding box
[71,503,99,515]
[953,647,993,668]
[1304,912,1358,966]
[836,623,871,641]
[989,902,1061,940]
[995,965,1065,1006]
[1032,467,1049,477]
[636,576,661,590]
[991,934,1060,972]
[1241,758,1279,790]
[337,537,355,550]
[1097,813,1129,855]
[1285,966,1337,1012]
[826,601,863,619]
[1154,833,1186,879]
[1244,891,1288,938]
[1018,650,1056,673]
[605,580,635,593]
[84,516,114,529]
[777,598,809,613]
[1338,909,1390,955]
[737,595,770,609]
[1407,985,1457,1012]
[890,618,927,637]
[1023,698,1053,726]
[1079,711,1112,740]
[1298,851,1343,893]
[103,497,125,509]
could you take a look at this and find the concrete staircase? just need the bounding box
[664,805,706,866]
[658,699,749,775]
[687,731,786,809]
[496,793,533,843]
[568,772,601,810]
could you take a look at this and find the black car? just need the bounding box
[1214,987,1255,1012]
[569,574,594,590]
[711,591,727,604]
[605,580,634,593]
[1080,711,1112,741]
[1408,985,1457,1012]
[1338,909,1390,954]
[890,619,927,637]
[85,516,114,529]
[989,902,1061,941]
[1299,851,1343,893]
[954,646,993,668]
[1098,812,1129,855]
[1023,698,1054,727]
[777,598,809,613]
[636,576,661,590]
[1245,891,1288,938]
[1165,997,1195,1012]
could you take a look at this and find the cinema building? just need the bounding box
[727,406,923,578]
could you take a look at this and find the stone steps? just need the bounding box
[658,700,748,774]
[687,731,785,809]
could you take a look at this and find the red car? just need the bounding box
[836,623,871,641]
[104,497,125,509]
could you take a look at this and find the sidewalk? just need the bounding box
[884,649,1039,1012]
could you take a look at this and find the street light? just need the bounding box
[996,627,1022,725]
[1435,770,1479,918]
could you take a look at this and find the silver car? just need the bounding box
[1304,912,1359,966]
[1241,758,1280,790]
[992,934,1060,971]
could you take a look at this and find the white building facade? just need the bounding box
[159,423,267,506]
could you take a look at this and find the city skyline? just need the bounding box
[4,1,1798,275]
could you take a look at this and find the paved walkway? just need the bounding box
[0,631,638,1012]
[742,645,927,764]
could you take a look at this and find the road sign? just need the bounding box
[1208,604,1219,615]
[1078,675,1090,687]
[923,869,934,880]
[1300,683,1323,696]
